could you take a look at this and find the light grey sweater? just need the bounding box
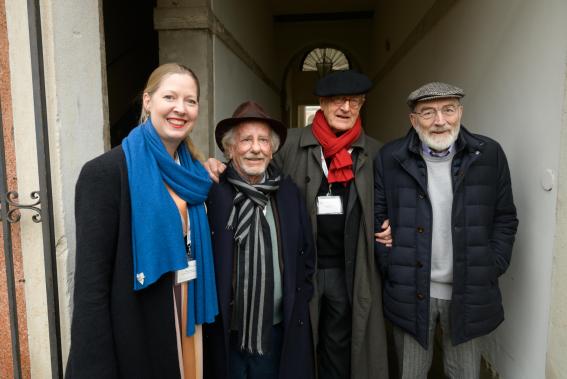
[422,150,455,300]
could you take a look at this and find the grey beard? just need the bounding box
[415,124,460,151]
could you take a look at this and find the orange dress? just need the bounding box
[168,186,203,379]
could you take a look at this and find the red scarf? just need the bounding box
[311,109,362,184]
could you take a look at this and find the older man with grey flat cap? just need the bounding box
[273,70,389,379]
[374,82,518,378]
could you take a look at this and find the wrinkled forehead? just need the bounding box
[414,97,461,111]
[234,120,272,136]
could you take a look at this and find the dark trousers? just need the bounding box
[315,268,352,379]
[229,323,283,379]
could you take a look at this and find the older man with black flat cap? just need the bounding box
[374,82,518,378]
[273,70,389,379]
[203,101,315,379]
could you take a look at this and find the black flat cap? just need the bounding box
[314,70,372,97]
[407,82,465,108]
[215,101,287,152]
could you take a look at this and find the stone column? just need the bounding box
[154,0,215,158]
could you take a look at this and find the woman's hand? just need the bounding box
[203,158,226,183]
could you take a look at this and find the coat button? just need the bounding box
[306,176,311,183]
[211,230,215,236]
[299,250,305,256]
[417,227,424,233]
[416,293,424,300]
[418,193,424,199]
[416,260,423,268]
[298,319,304,326]
[296,287,301,292]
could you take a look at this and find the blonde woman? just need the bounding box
[66,63,217,379]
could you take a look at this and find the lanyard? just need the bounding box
[319,147,353,178]
[175,153,192,259]
[320,147,353,195]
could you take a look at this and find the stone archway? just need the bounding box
[280,43,363,129]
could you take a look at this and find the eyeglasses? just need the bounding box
[413,105,459,120]
[328,96,365,109]
[237,136,271,150]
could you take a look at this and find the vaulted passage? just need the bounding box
[2,0,567,377]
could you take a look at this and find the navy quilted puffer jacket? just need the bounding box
[374,126,518,348]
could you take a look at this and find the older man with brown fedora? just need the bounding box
[203,101,315,379]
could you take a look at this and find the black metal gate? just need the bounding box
[0,0,63,377]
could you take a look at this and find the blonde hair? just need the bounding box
[140,63,205,162]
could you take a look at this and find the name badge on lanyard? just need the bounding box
[175,209,197,284]
[316,148,349,215]
[317,195,343,215]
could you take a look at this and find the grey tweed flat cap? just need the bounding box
[407,82,465,108]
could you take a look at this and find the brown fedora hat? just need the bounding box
[215,101,287,152]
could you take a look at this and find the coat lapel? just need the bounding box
[208,180,236,337]
[352,134,369,216]
[299,128,324,216]
[452,127,485,192]
[393,131,428,194]
[275,184,297,329]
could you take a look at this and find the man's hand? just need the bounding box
[375,219,393,247]
[203,158,226,183]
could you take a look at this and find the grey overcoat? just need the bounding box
[272,125,388,379]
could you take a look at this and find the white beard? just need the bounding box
[415,124,460,152]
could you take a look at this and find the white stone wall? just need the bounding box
[368,0,567,377]
[548,66,567,378]
[371,0,436,74]
[212,36,280,157]
[213,0,278,83]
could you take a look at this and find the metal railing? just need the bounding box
[27,0,62,376]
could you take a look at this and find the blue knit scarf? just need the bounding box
[122,119,218,335]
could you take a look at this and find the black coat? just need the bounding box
[273,127,389,379]
[374,127,518,348]
[203,174,315,379]
[66,147,182,378]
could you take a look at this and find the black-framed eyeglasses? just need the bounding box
[328,96,365,109]
[413,105,459,120]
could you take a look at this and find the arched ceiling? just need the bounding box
[270,0,376,15]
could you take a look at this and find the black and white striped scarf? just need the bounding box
[226,163,281,354]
